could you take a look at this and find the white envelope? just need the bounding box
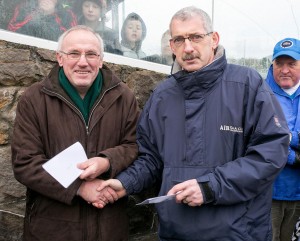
[136,191,182,205]
[136,194,177,205]
[42,142,86,188]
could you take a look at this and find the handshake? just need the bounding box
[75,156,204,208]
[77,178,125,209]
[75,156,128,208]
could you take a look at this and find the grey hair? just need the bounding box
[56,25,104,59]
[169,6,213,36]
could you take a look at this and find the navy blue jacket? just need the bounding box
[118,48,289,241]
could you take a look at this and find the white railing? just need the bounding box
[0,29,171,75]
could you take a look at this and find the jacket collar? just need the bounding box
[173,45,227,93]
[42,63,121,98]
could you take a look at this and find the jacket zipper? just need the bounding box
[42,87,87,129]
[86,83,120,131]
[42,82,120,135]
[42,82,120,239]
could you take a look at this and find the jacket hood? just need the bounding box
[74,0,104,13]
[121,12,147,52]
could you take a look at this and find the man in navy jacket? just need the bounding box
[95,6,290,241]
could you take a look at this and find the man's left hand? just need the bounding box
[167,179,204,207]
[77,157,110,181]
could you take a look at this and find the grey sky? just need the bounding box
[120,0,300,59]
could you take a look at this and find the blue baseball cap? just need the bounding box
[272,38,300,61]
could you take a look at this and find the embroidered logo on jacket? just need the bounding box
[220,125,243,133]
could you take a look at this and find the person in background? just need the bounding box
[293,218,300,241]
[7,0,77,41]
[75,0,107,30]
[11,25,140,241]
[291,217,300,241]
[160,29,174,65]
[73,0,121,54]
[93,6,290,241]
[120,12,147,59]
[265,37,300,241]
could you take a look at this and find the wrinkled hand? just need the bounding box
[78,179,118,208]
[167,179,203,207]
[77,157,110,181]
[92,179,127,208]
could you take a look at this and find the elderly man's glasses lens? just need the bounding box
[170,32,213,47]
[60,51,100,61]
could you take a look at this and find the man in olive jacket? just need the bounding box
[11,25,140,241]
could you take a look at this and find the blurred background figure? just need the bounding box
[265,37,300,241]
[160,29,174,65]
[76,0,106,30]
[292,219,300,241]
[120,12,147,59]
[7,0,77,41]
[73,0,121,54]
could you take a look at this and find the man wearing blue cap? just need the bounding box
[266,37,300,241]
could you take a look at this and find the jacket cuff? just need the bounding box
[199,182,215,204]
[116,172,133,195]
[98,153,112,179]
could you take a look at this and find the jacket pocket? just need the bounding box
[33,195,80,222]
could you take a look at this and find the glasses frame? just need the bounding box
[170,32,213,47]
[59,50,101,61]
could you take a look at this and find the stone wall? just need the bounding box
[0,39,167,241]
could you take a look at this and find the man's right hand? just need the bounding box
[92,179,127,208]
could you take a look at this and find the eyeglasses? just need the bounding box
[59,51,100,61]
[170,32,213,47]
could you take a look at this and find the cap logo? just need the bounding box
[281,40,293,48]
